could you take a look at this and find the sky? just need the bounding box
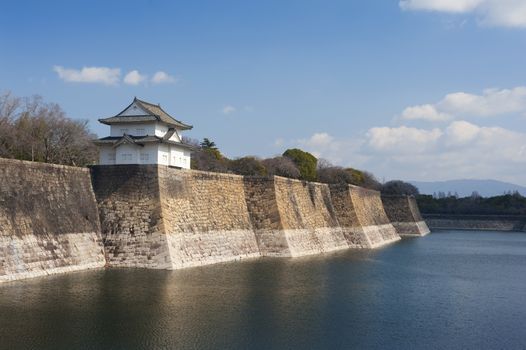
[1,0,526,185]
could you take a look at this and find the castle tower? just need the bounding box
[94,97,193,168]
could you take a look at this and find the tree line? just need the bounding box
[0,92,421,195]
[417,192,526,216]
[0,92,97,166]
[187,137,420,194]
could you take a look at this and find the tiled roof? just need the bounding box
[93,135,195,150]
[98,97,193,130]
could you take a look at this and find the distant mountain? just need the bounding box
[410,179,526,198]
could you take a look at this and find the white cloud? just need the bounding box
[53,66,120,85]
[123,70,147,85]
[294,132,368,166]
[400,0,526,28]
[400,0,483,13]
[151,71,176,84]
[367,126,443,153]
[222,105,237,115]
[400,104,452,121]
[287,120,526,185]
[438,87,526,116]
[399,86,526,123]
[444,120,480,145]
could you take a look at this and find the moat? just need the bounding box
[1,230,526,350]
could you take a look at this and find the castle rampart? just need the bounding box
[0,158,105,282]
[381,195,430,236]
[0,161,429,282]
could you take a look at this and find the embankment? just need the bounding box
[347,186,400,247]
[92,166,260,268]
[244,176,348,257]
[1,161,424,279]
[159,168,260,268]
[423,214,526,232]
[382,195,430,236]
[0,159,105,283]
[329,184,401,247]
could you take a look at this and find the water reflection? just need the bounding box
[1,231,526,349]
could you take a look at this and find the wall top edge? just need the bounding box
[0,157,90,172]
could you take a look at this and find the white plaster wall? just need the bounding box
[158,144,170,166]
[138,144,159,165]
[98,146,116,165]
[116,144,139,165]
[155,123,169,138]
[181,149,191,169]
[169,146,190,169]
[168,128,182,142]
[110,123,155,137]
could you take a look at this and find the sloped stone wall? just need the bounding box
[273,177,348,256]
[0,159,105,283]
[91,165,171,268]
[329,184,374,248]
[381,195,430,236]
[0,161,425,280]
[158,168,260,268]
[244,177,348,257]
[348,186,401,247]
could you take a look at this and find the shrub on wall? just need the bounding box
[382,180,419,196]
[229,156,267,176]
[283,148,317,181]
[262,156,301,179]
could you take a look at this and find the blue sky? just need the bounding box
[1,0,526,185]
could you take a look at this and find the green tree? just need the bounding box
[200,138,217,150]
[381,180,419,196]
[283,148,317,181]
[191,138,228,172]
[229,156,267,176]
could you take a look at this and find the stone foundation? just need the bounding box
[244,177,348,257]
[382,195,430,236]
[0,159,105,283]
[158,168,260,268]
[0,161,431,280]
[329,184,404,248]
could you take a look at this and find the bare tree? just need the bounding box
[0,92,98,166]
[262,156,300,178]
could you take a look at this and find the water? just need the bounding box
[1,230,526,350]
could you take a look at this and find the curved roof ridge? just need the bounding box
[98,97,193,130]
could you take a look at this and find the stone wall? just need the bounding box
[423,214,526,232]
[158,168,260,268]
[329,185,401,248]
[92,165,260,269]
[382,195,430,236]
[0,159,105,283]
[244,177,348,257]
[91,165,171,268]
[348,186,401,247]
[329,184,374,248]
[0,161,426,279]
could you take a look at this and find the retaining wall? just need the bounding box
[423,214,526,232]
[90,165,171,268]
[0,159,105,283]
[244,177,348,257]
[158,168,260,268]
[330,185,401,248]
[1,162,425,279]
[382,195,430,236]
